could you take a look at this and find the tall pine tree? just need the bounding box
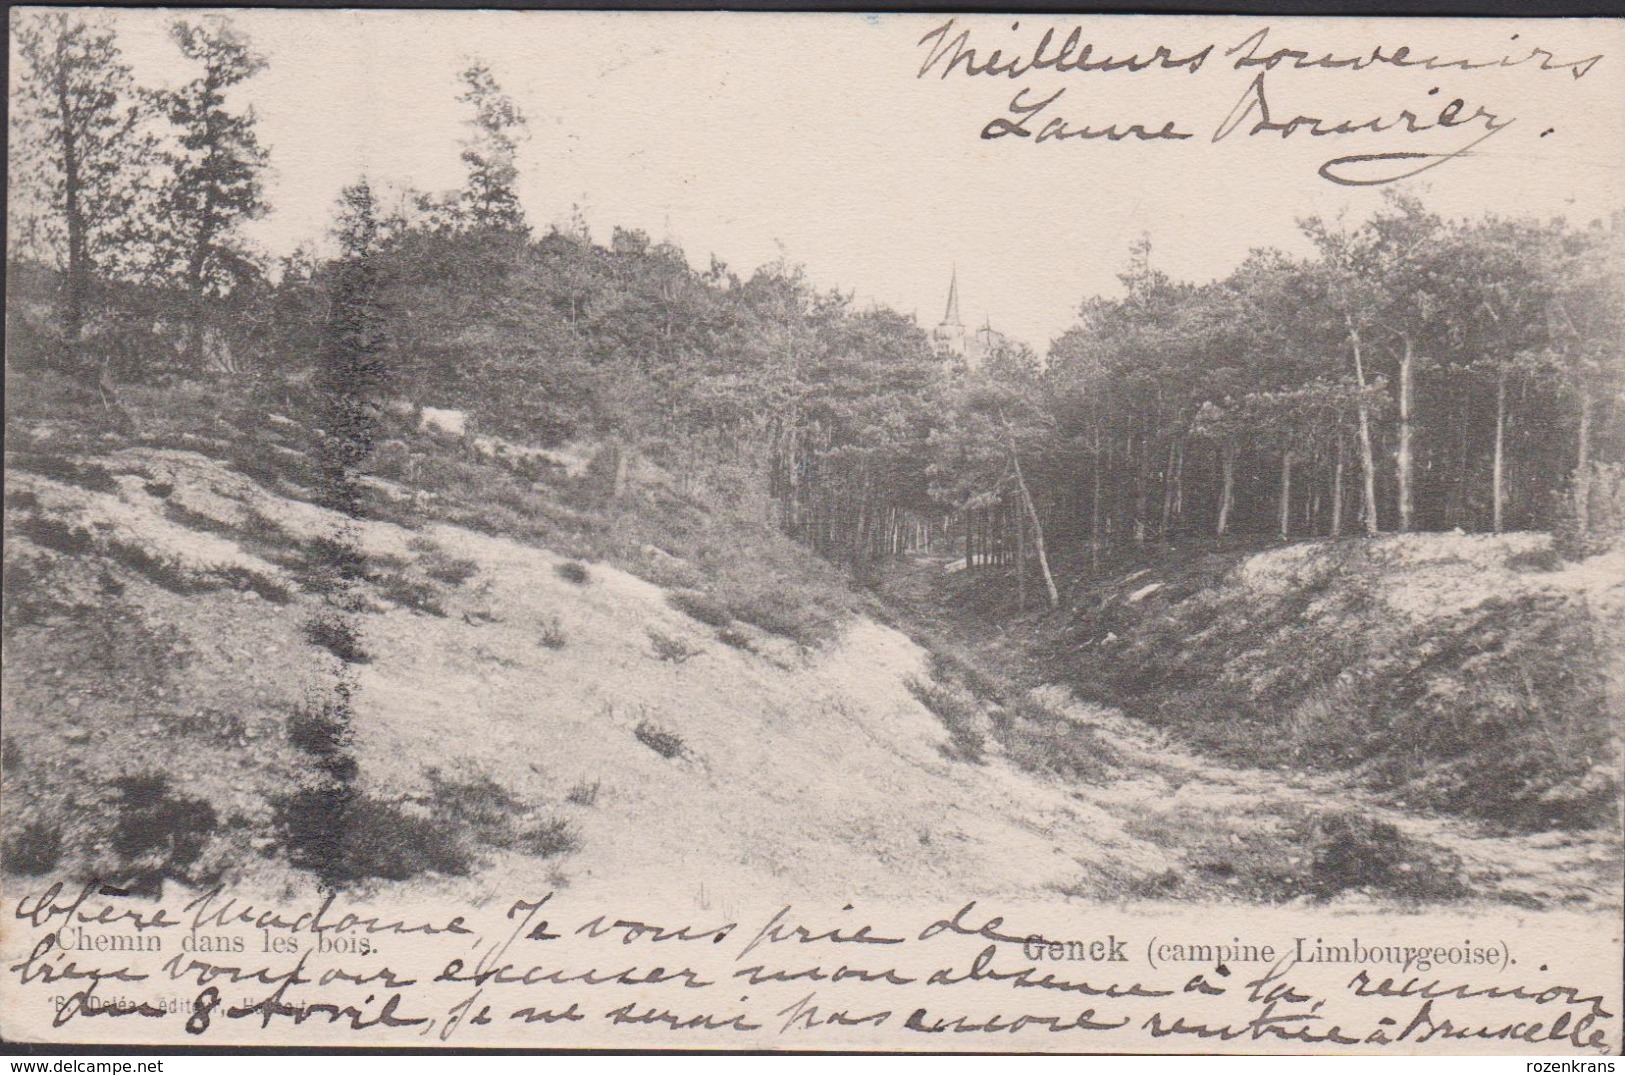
[456,61,528,233]
[10,10,156,366]
[154,16,269,370]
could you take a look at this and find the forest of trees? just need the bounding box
[9,11,1624,608]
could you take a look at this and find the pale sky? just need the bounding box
[15,9,1625,347]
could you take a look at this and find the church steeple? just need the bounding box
[941,267,963,327]
[933,269,967,358]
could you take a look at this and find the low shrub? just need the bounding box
[1506,546,1563,573]
[648,628,702,664]
[723,589,832,647]
[430,770,585,862]
[1295,810,1467,902]
[14,515,96,555]
[1,554,71,627]
[423,552,480,587]
[997,696,1116,784]
[273,785,472,884]
[8,453,119,493]
[427,770,524,843]
[287,693,354,758]
[377,573,446,617]
[906,677,985,763]
[163,501,238,537]
[667,590,731,627]
[927,649,1005,705]
[105,539,212,595]
[635,720,685,759]
[212,565,295,605]
[539,617,568,650]
[555,560,591,585]
[716,626,755,652]
[5,489,42,512]
[304,615,370,664]
[298,534,374,595]
[110,773,219,891]
[3,819,63,876]
[516,817,580,858]
[239,506,298,551]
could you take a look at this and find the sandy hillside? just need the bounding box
[4,446,1621,912]
[3,447,1174,905]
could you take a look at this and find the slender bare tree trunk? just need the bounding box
[53,43,87,358]
[607,440,627,501]
[1006,428,1059,609]
[1172,440,1184,527]
[1493,369,1507,534]
[1015,500,1027,612]
[1397,334,1415,533]
[1331,437,1345,537]
[1217,446,1235,537]
[1309,462,1321,531]
[1574,383,1594,543]
[1159,439,1177,538]
[1090,430,1103,571]
[1279,449,1293,541]
[1134,432,1150,547]
[1348,325,1380,534]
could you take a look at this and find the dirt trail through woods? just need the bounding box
[1037,688,1620,909]
[876,553,1624,912]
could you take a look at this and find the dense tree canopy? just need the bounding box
[9,10,1622,585]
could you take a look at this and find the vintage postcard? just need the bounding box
[2,7,1622,1054]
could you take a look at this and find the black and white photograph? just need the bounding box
[2,7,1622,1054]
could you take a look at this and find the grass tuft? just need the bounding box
[648,628,702,664]
[539,616,568,650]
[565,780,601,807]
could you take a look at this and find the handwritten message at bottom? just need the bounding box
[4,882,1618,1053]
